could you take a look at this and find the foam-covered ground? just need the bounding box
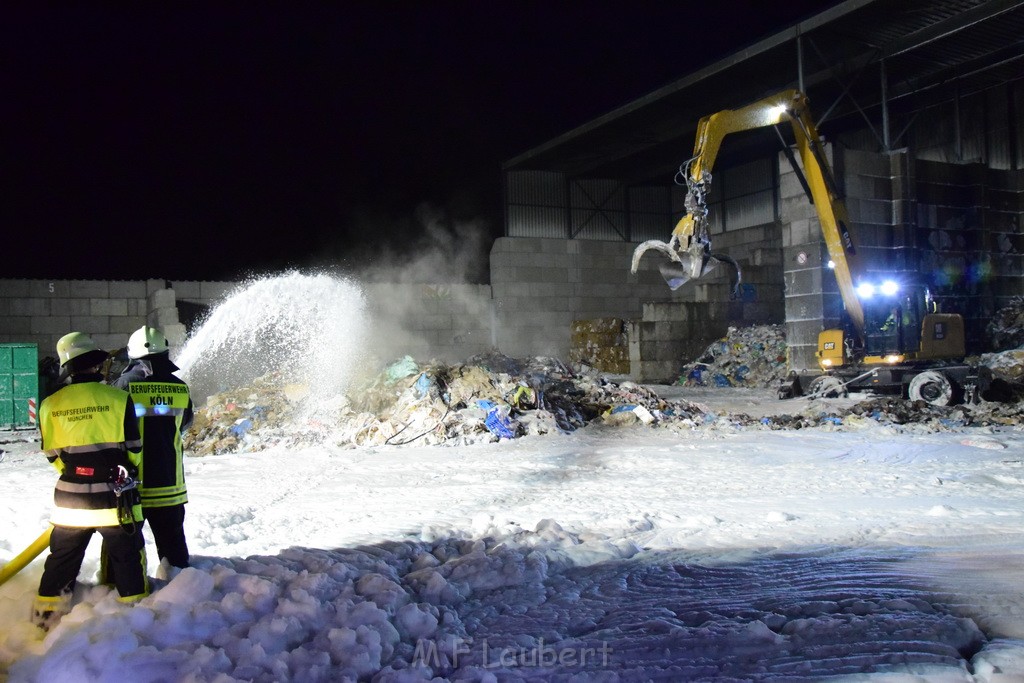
[3,391,1024,682]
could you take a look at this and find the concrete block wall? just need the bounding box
[780,143,846,371]
[489,237,681,359]
[914,161,1024,351]
[361,283,495,363]
[0,279,174,359]
[628,302,731,383]
[167,280,239,309]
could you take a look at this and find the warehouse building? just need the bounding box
[496,0,1024,376]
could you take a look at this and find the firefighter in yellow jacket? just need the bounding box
[33,332,148,630]
[113,326,194,571]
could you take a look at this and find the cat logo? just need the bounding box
[823,342,836,350]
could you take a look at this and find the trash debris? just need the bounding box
[986,296,1024,351]
[184,352,709,455]
[679,325,789,388]
[570,318,629,374]
[182,346,1024,456]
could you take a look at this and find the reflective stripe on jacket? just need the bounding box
[40,378,142,527]
[127,379,191,508]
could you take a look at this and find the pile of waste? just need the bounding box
[183,344,1024,456]
[987,296,1024,351]
[184,352,711,455]
[569,318,629,374]
[678,324,789,388]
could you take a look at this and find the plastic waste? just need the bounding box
[633,405,655,424]
[229,418,252,437]
[385,356,420,382]
[484,405,516,439]
[414,373,432,398]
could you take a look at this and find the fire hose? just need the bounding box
[0,527,52,588]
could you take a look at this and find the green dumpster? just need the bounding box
[0,343,39,429]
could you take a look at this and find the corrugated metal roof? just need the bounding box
[505,0,1024,181]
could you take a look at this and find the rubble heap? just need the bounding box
[987,296,1024,351]
[679,324,789,388]
[183,347,1024,456]
[184,352,710,455]
[569,318,629,374]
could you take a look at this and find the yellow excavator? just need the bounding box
[632,89,986,406]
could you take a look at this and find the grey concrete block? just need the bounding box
[34,280,71,297]
[147,308,180,328]
[530,282,574,298]
[69,281,110,298]
[784,294,825,323]
[743,302,773,322]
[514,238,546,253]
[50,298,92,316]
[199,282,236,302]
[127,299,146,316]
[146,279,166,295]
[32,316,73,334]
[148,289,177,310]
[10,299,50,316]
[108,281,147,298]
[787,345,819,372]
[489,264,516,282]
[68,315,109,334]
[0,280,32,297]
[844,149,890,177]
[110,316,146,335]
[778,169,801,200]
[0,316,31,334]
[779,196,819,223]
[170,281,201,298]
[91,298,129,316]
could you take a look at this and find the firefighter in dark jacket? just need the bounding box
[34,332,148,630]
[113,325,194,572]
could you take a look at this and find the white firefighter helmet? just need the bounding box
[127,326,169,359]
[56,332,108,371]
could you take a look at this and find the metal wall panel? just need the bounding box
[507,205,567,239]
[506,171,568,238]
[960,91,987,164]
[724,190,775,230]
[723,158,773,199]
[628,186,671,241]
[570,209,627,240]
[985,86,1012,170]
[1016,81,1024,169]
[506,170,566,206]
[570,180,627,240]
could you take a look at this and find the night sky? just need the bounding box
[3,2,837,282]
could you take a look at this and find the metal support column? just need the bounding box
[796,32,805,93]
[880,59,890,152]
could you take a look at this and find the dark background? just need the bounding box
[3,2,838,282]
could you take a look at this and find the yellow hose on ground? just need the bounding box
[0,527,52,587]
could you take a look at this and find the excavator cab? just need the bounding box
[859,282,927,358]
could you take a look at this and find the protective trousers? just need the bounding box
[145,504,190,568]
[38,525,148,601]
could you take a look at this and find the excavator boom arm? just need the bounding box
[634,89,865,337]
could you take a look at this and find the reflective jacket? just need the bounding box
[39,374,143,527]
[115,355,193,508]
